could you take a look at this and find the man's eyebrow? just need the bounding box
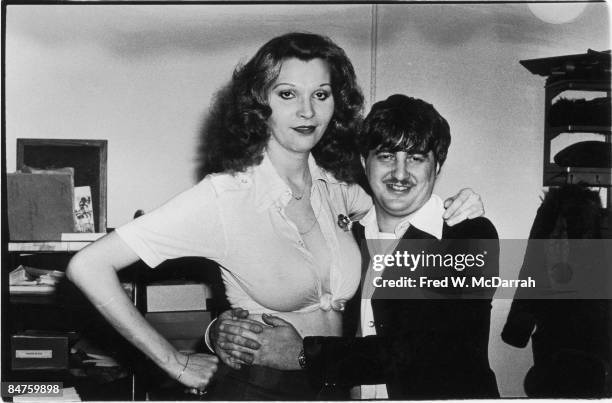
[372,148,430,156]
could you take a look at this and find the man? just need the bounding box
[210,94,500,399]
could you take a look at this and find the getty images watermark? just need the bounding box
[360,239,612,300]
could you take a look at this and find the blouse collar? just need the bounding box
[252,152,343,212]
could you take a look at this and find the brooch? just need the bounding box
[337,214,353,231]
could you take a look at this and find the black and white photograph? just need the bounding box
[2,1,611,401]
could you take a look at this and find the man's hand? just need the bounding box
[252,314,303,370]
[211,308,263,370]
[220,314,304,371]
[443,188,484,226]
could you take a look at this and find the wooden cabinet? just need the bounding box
[3,239,227,401]
[541,79,611,187]
[3,242,146,401]
[521,49,611,235]
[521,49,611,189]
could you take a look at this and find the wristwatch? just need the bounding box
[298,348,307,369]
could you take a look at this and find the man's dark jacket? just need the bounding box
[304,217,500,399]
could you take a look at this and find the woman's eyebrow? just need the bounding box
[271,82,295,89]
[271,82,332,89]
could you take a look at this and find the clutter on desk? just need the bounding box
[9,265,65,295]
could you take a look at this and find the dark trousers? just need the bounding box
[205,363,318,401]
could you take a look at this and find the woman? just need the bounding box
[66,32,482,399]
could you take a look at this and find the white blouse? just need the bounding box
[116,153,372,314]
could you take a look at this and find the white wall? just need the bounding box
[5,2,610,398]
[5,4,373,225]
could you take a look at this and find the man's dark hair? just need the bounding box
[357,94,451,167]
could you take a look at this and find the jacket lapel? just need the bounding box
[343,222,368,336]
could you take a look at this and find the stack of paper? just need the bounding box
[9,265,65,295]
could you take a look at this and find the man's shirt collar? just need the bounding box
[361,194,445,240]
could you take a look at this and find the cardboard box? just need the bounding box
[145,310,212,340]
[7,172,75,241]
[146,282,211,312]
[11,333,69,370]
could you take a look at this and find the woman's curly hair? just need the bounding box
[199,32,365,183]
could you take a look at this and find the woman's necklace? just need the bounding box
[291,169,310,201]
[299,204,322,235]
[293,190,305,201]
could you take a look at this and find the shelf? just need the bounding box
[537,63,611,189]
[9,293,59,305]
[546,79,611,94]
[4,240,143,400]
[547,126,612,137]
[9,242,92,253]
[544,165,611,187]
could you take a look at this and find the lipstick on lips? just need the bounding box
[292,125,316,134]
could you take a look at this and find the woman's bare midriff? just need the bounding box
[249,308,343,337]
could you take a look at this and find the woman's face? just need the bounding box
[266,57,335,155]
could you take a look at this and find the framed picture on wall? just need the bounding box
[17,138,108,233]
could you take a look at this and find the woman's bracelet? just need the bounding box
[176,354,190,382]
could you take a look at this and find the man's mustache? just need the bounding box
[382,178,415,187]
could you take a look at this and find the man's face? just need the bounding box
[364,149,438,222]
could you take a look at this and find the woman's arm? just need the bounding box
[66,232,217,390]
[347,184,485,225]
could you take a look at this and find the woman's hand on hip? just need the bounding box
[173,352,218,391]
